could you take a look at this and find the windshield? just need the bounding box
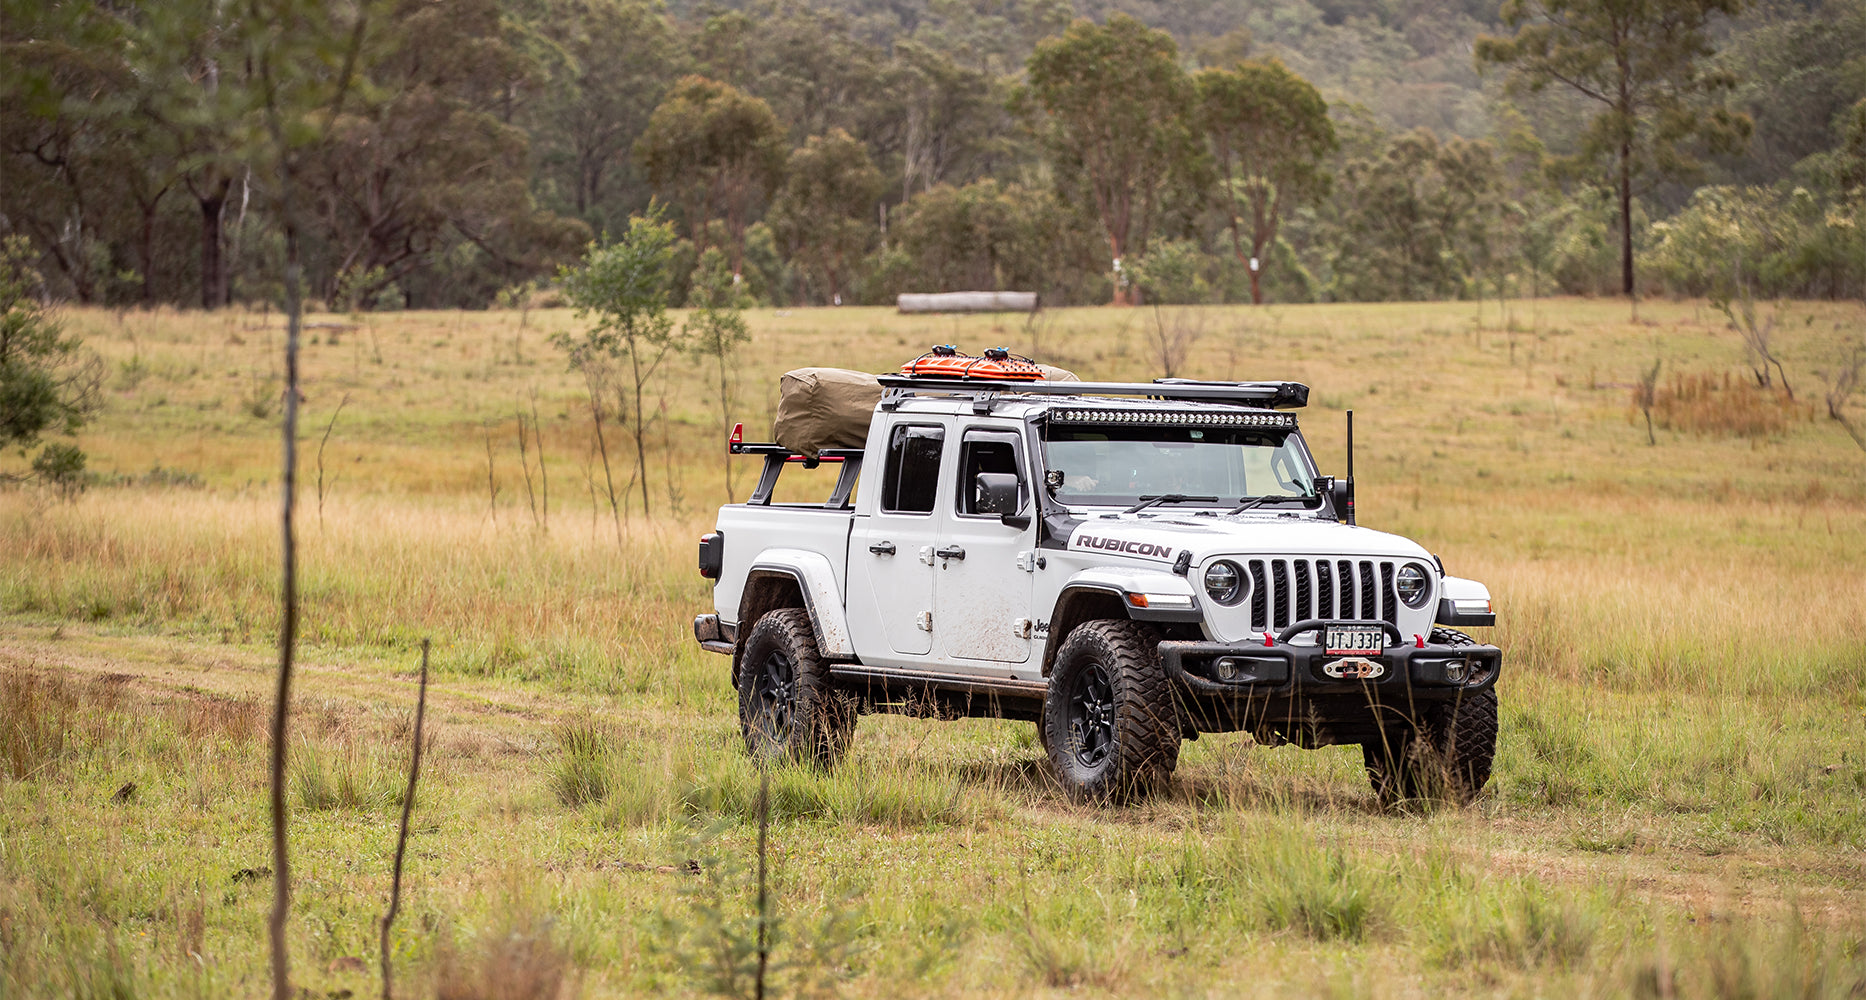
[1042,423,1315,507]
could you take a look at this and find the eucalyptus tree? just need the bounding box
[557,214,683,517]
[1194,58,1336,305]
[635,76,787,280]
[1476,0,1752,296]
[1025,14,1197,305]
[768,129,882,304]
[520,0,685,228]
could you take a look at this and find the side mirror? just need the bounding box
[975,472,1024,519]
[1320,476,1351,522]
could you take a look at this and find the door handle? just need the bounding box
[935,545,965,561]
[868,541,896,556]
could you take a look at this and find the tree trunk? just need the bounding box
[629,347,651,517]
[199,177,232,309]
[1107,233,1128,306]
[141,204,160,305]
[1619,138,1634,297]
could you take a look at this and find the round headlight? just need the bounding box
[1203,560,1245,605]
[1396,563,1431,608]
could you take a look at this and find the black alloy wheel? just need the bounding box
[735,607,855,767]
[749,645,797,746]
[1041,619,1180,803]
[1065,660,1117,769]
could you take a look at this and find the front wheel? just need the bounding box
[1042,620,1179,803]
[1362,688,1498,806]
[736,608,854,767]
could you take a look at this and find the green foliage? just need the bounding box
[290,740,402,812]
[556,212,683,515]
[1,0,1860,310]
[1025,14,1199,303]
[518,0,688,230]
[1715,0,1866,188]
[767,129,882,303]
[1649,184,1865,299]
[635,76,788,276]
[1322,129,1504,301]
[654,820,859,999]
[0,237,96,482]
[1129,238,1216,305]
[1429,884,1603,969]
[31,442,86,499]
[879,180,1077,298]
[557,215,681,367]
[687,249,753,349]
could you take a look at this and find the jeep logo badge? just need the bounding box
[1323,657,1385,680]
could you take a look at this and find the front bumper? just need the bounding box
[1158,619,1501,743]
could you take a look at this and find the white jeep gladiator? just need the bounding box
[692,372,1502,804]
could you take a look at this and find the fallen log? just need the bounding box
[896,291,1038,314]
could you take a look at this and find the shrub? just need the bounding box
[547,720,613,807]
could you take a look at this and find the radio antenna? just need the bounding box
[1345,409,1357,526]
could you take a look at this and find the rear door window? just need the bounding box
[881,424,945,514]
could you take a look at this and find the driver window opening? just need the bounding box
[958,431,1023,515]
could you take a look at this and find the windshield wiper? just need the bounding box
[1123,493,1219,514]
[1226,493,1312,515]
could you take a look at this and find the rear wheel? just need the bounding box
[737,608,854,767]
[1042,620,1179,803]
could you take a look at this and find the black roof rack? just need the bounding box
[875,375,1309,409]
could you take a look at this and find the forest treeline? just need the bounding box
[2,0,1862,310]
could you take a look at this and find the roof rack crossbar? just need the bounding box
[875,375,1308,409]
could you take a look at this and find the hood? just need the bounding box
[1062,512,1432,565]
[1059,511,1440,644]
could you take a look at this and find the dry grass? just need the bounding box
[1,298,1864,996]
[1643,369,1816,437]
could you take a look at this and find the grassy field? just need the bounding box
[2,297,1864,998]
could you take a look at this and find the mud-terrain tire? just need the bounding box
[737,608,854,767]
[1042,620,1180,803]
[1362,687,1498,807]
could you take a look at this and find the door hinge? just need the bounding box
[918,545,937,566]
[1013,617,1034,638]
[1016,550,1041,572]
[916,610,934,631]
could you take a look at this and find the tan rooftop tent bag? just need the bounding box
[773,368,884,458]
[772,362,1077,457]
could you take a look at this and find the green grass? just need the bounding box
[2,298,1865,996]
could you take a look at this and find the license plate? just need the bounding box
[1325,626,1384,655]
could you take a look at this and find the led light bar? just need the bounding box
[1050,408,1296,429]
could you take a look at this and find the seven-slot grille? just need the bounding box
[1246,558,1399,631]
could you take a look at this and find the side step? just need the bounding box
[828,664,1048,722]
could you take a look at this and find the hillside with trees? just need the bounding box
[3,0,1861,308]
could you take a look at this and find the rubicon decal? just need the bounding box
[1073,534,1176,560]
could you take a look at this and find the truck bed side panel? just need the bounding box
[712,505,854,626]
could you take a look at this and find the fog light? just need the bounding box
[1213,657,1243,682]
[1444,659,1468,684]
